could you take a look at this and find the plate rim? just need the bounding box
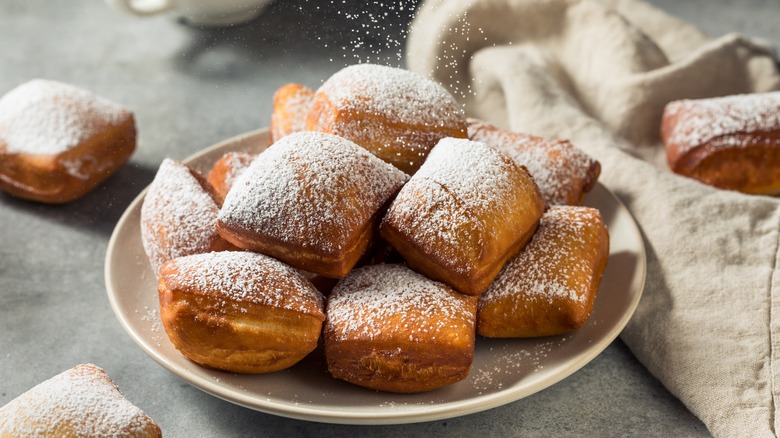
[104,127,647,425]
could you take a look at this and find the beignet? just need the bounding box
[158,251,326,374]
[662,92,780,194]
[0,79,136,204]
[306,64,467,174]
[0,363,161,438]
[324,264,478,393]
[141,158,235,276]
[380,137,546,295]
[477,206,609,338]
[206,151,254,205]
[270,83,315,144]
[216,131,408,278]
[467,118,600,205]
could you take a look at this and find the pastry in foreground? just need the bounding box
[270,83,315,144]
[662,92,780,194]
[0,363,161,438]
[306,63,467,174]
[0,79,136,203]
[141,158,235,276]
[324,264,478,393]
[478,206,609,338]
[468,119,600,205]
[380,137,546,295]
[217,131,408,278]
[206,151,254,204]
[158,251,326,374]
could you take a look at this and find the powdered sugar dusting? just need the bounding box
[0,79,130,155]
[219,131,407,255]
[664,92,780,155]
[0,364,159,437]
[383,137,535,275]
[315,64,464,132]
[468,120,599,205]
[480,206,604,308]
[162,251,324,317]
[215,151,254,192]
[141,159,221,275]
[271,84,315,142]
[326,264,476,342]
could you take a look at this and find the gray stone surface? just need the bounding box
[0,0,775,436]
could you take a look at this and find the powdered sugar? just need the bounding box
[141,159,222,275]
[219,131,407,255]
[0,79,130,155]
[271,84,314,141]
[480,206,605,308]
[325,264,475,342]
[664,91,780,156]
[315,64,464,132]
[162,251,324,316]
[0,364,159,437]
[468,119,599,205]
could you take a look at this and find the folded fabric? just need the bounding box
[407,0,780,436]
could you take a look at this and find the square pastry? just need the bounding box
[216,131,408,278]
[477,206,609,338]
[0,79,135,203]
[324,264,478,393]
[380,137,546,295]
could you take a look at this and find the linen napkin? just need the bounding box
[406,0,780,436]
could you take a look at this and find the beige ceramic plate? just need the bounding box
[105,128,646,425]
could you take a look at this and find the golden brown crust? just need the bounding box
[467,118,600,205]
[216,131,407,278]
[0,80,136,204]
[477,206,609,338]
[158,251,325,374]
[662,92,780,194]
[270,83,315,144]
[324,264,478,393]
[0,364,161,438]
[380,138,546,295]
[306,64,467,174]
[206,151,255,205]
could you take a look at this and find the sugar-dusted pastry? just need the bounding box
[217,131,408,278]
[141,158,235,275]
[0,363,161,438]
[158,251,326,374]
[468,118,600,205]
[206,151,254,204]
[380,137,545,295]
[662,92,780,194]
[306,64,467,174]
[0,79,136,203]
[270,83,315,144]
[478,206,609,338]
[324,264,478,393]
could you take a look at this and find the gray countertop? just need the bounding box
[1,0,776,436]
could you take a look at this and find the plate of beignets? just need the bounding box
[105,128,645,425]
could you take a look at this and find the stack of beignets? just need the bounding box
[306,63,468,174]
[478,206,609,338]
[158,251,325,373]
[380,137,546,295]
[0,79,136,204]
[216,131,408,278]
[468,118,600,205]
[0,364,161,438]
[662,91,780,194]
[141,63,610,393]
[324,264,478,393]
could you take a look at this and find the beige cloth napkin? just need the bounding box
[406,0,780,436]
